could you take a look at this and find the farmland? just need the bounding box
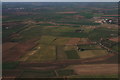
[2,2,119,79]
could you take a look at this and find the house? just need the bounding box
[101,15,119,24]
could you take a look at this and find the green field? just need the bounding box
[56,69,74,76]
[78,50,108,59]
[69,74,118,78]
[2,61,20,69]
[52,37,70,45]
[3,2,118,78]
[56,46,67,60]
[20,70,56,78]
[65,50,80,59]
[26,45,56,62]
[78,44,108,59]
[39,36,56,45]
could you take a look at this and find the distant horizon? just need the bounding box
[1,1,119,3]
[1,0,119,2]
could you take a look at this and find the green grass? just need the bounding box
[2,61,19,69]
[51,26,77,32]
[20,25,43,41]
[77,44,101,49]
[39,36,56,45]
[56,69,74,76]
[69,74,118,78]
[60,32,88,38]
[65,50,80,59]
[88,27,118,41]
[20,70,56,78]
[26,45,56,62]
[56,46,67,60]
[78,50,108,59]
[57,21,100,25]
[111,42,120,52]
[52,37,70,45]
[3,24,26,39]
[36,23,55,26]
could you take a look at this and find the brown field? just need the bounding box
[72,64,118,75]
[3,52,117,79]
[3,21,24,27]
[3,39,38,62]
[66,38,80,45]
[78,38,95,45]
[3,42,18,52]
[3,69,23,79]
[109,37,119,42]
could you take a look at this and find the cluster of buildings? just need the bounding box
[94,15,119,25]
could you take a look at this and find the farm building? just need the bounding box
[101,15,119,24]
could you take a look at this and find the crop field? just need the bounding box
[25,45,56,62]
[20,70,56,78]
[78,50,108,59]
[77,44,108,59]
[38,36,56,45]
[66,38,80,45]
[2,2,118,79]
[52,37,70,45]
[65,50,80,59]
[67,64,118,78]
[56,46,67,60]
[20,69,74,78]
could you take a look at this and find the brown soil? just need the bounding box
[3,42,18,52]
[3,39,38,62]
[73,64,118,75]
[3,69,23,78]
[66,38,80,45]
[109,37,120,42]
[78,42,95,45]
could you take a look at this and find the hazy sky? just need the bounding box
[1,0,119,2]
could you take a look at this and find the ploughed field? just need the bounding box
[2,2,119,79]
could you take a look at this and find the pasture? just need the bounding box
[26,45,56,62]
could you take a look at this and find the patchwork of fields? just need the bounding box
[2,2,119,79]
[18,35,109,63]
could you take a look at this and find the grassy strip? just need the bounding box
[2,61,19,69]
